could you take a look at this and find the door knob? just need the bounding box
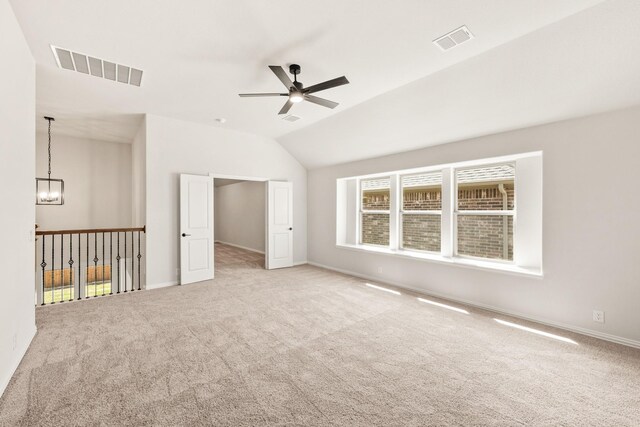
[182,233,191,237]
[289,227,293,231]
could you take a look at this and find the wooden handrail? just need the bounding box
[36,226,145,236]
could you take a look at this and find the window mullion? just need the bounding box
[441,167,454,258]
[356,178,361,245]
[389,174,399,250]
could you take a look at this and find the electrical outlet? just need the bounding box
[593,310,605,323]
[12,333,17,351]
[176,268,180,277]
[377,267,383,274]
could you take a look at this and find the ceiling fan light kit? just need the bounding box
[239,63,349,115]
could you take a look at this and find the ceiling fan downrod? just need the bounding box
[289,64,302,89]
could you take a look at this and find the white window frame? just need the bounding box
[358,176,392,247]
[453,162,516,264]
[336,152,543,277]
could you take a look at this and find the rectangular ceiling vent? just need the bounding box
[50,45,143,87]
[433,26,474,51]
[282,115,301,122]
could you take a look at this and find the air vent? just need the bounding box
[50,45,143,87]
[433,25,474,51]
[282,115,301,122]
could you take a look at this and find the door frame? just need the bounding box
[208,173,269,270]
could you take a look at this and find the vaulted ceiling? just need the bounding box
[11,0,639,167]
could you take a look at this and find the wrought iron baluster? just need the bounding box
[137,231,141,291]
[85,232,89,299]
[109,232,113,295]
[117,232,121,293]
[93,232,98,297]
[77,234,81,300]
[101,232,105,296]
[60,234,64,303]
[68,233,73,301]
[50,235,55,304]
[40,235,46,306]
[124,231,127,292]
[130,231,135,292]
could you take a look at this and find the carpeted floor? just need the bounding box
[1,244,639,426]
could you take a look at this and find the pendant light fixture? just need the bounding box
[36,117,65,205]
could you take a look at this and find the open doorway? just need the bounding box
[213,177,266,270]
[180,173,293,285]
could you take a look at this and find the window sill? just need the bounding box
[335,244,543,278]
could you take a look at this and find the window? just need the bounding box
[401,172,441,252]
[336,152,542,275]
[455,164,515,261]
[360,177,390,246]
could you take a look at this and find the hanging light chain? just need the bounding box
[47,117,52,179]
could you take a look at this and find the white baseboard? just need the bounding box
[293,260,308,266]
[0,325,37,398]
[146,281,178,290]
[215,240,265,255]
[307,261,640,350]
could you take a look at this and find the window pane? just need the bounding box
[402,214,441,252]
[457,165,514,211]
[402,172,442,211]
[361,213,389,246]
[457,215,513,260]
[361,177,390,211]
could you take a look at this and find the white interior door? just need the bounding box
[180,174,214,284]
[266,181,293,269]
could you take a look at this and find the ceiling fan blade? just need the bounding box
[278,100,294,115]
[269,65,294,89]
[304,95,339,109]
[239,93,287,97]
[303,76,349,94]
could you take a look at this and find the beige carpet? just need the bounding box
[1,244,639,426]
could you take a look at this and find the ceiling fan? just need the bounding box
[239,64,349,115]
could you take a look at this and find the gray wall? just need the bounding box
[215,181,265,253]
[307,107,640,347]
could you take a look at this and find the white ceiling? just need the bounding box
[278,0,640,168]
[34,109,143,144]
[10,0,607,147]
[214,178,246,188]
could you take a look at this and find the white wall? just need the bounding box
[132,117,146,227]
[35,134,132,230]
[215,181,266,253]
[0,0,36,396]
[306,107,640,347]
[131,117,147,288]
[145,115,306,287]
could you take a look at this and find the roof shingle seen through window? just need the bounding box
[457,165,514,184]
[362,164,514,191]
[402,172,442,188]
[361,178,390,191]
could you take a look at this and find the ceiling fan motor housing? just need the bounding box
[289,63,301,76]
